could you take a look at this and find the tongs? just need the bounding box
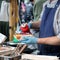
[10,43,27,56]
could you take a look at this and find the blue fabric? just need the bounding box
[38,0,60,56]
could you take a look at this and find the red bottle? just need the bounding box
[20,24,30,33]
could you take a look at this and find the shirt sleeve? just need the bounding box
[57,8,60,39]
[53,5,60,39]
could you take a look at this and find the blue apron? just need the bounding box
[38,0,60,56]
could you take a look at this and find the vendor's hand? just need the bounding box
[27,21,32,28]
[19,36,38,44]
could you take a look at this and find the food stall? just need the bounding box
[0,0,59,60]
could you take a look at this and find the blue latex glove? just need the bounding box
[27,22,32,28]
[19,36,38,44]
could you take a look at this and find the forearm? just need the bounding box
[37,36,60,45]
[31,20,40,29]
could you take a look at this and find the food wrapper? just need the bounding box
[13,36,19,43]
[13,33,32,43]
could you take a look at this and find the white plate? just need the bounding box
[7,42,25,45]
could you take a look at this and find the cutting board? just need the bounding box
[22,54,59,60]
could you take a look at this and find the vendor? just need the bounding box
[19,0,60,56]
